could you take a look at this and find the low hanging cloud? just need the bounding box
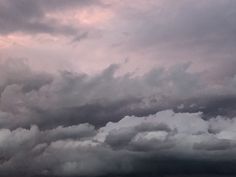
[0,59,236,129]
[0,59,236,176]
[1,110,236,176]
[1,1,236,176]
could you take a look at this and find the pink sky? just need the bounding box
[0,0,235,77]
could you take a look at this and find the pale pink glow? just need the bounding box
[0,34,32,49]
[74,8,113,26]
[0,38,10,49]
[46,7,113,29]
[0,1,164,75]
[0,0,230,76]
[0,33,62,49]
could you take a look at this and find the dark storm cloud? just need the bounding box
[1,1,236,176]
[0,59,236,129]
[0,60,236,176]
[1,110,236,176]
[193,139,234,151]
[0,0,101,35]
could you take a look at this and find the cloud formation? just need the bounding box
[1,110,236,176]
[0,59,235,176]
[0,59,236,130]
[0,0,101,36]
[1,1,236,176]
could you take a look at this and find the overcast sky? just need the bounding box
[1,0,236,177]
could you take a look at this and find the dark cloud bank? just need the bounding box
[1,0,236,176]
[0,59,236,176]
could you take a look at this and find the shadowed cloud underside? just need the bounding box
[1,0,236,176]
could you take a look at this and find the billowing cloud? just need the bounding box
[1,110,236,176]
[1,1,236,176]
[0,59,236,130]
[0,60,236,175]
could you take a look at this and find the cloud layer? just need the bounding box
[1,0,236,176]
[1,110,236,176]
[0,0,102,38]
[0,59,236,130]
[0,59,235,176]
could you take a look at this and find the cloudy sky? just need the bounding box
[1,0,236,176]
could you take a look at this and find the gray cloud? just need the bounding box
[130,1,236,48]
[112,0,236,77]
[1,110,236,176]
[0,59,236,129]
[0,0,101,35]
[120,0,236,52]
[193,139,234,151]
[2,1,236,176]
[0,59,235,176]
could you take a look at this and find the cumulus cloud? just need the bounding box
[1,1,236,176]
[0,110,236,176]
[0,59,236,129]
[0,59,235,176]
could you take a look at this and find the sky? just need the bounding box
[1,0,236,176]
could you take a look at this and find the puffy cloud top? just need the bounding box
[1,110,236,176]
